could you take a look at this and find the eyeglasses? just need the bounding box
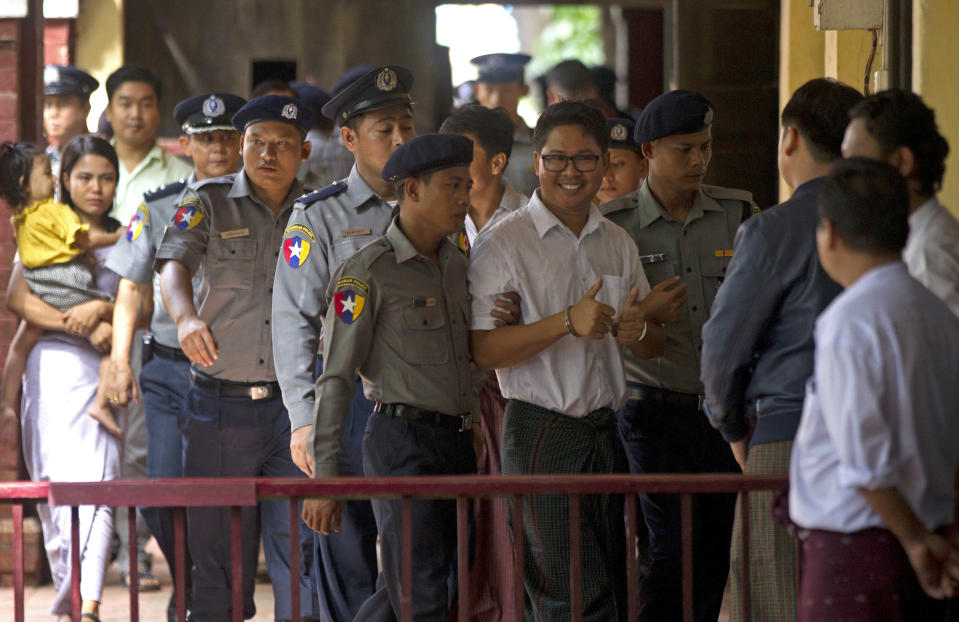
[540,154,601,173]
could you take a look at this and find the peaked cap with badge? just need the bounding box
[381,133,473,184]
[470,53,531,84]
[634,89,714,144]
[331,65,374,96]
[231,94,315,135]
[43,65,99,99]
[321,65,414,125]
[606,117,642,153]
[174,92,246,134]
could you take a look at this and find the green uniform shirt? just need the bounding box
[312,220,475,478]
[602,180,754,394]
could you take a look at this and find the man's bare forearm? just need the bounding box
[158,260,199,325]
[470,313,567,370]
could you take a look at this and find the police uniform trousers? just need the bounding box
[356,408,477,622]
[312,358,378,622]
[139,344,194,617]
[180,374,317,622]
[502,399,628,622]
[616,383,739,622]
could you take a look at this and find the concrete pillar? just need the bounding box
[823,28,877,93]
[913,0,959,215]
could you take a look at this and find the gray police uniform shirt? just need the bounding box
[602,180,755,395]
[105,175,198,349]
[272,165,395,431]
[504,124,538,197]
[154,172,304,383]
[312,220,474,478]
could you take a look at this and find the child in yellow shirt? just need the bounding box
[1,142,122,435]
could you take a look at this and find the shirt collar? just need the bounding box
[228,172,304,211]
[501,179,528,212]
[909,195,940,229]
[344,165,382,211]
[849,261,909,296]
[385,217,458,264]
[111,140,165,177]
[635,181,721,228]
[528,190,606,240]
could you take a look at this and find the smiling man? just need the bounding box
[155,94,318,622]
[601,89,756,622]
[469,101,666,621]
[302,133,479,621]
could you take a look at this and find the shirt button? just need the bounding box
[259,359,265,364]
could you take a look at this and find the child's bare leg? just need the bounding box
[1,320,41,421]
[89,356,122,438]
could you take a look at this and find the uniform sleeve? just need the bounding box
[153,189,210,275]
[816,330,898,490]
[701,219,783,442]
[467,236,515,330]
[312,260,377,478]
[105,204,154,284]
[625,234,651,299]
[272,208,336,431]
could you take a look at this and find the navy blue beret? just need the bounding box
[634,89,713,144]
[289,82,331,109]
[471,53,531,84]
[174,93,246,134]
[44,65,98,98]
[606,118,641,153]
[231,94,315,134]
[331,65,374,95]
[381,133,473,184]
[322,65,414,125]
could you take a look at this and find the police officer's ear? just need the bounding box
[519,82,530,98]
[641,141,655,160]
[340,124,359,154]
[490,151,508,176]
[403,176,421,202]
[179,134,192,158]
[300,135,312,162]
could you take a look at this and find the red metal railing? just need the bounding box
[1,474,790,622]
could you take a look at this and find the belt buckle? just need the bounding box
[250,385,271,400]
[459,412,473,432]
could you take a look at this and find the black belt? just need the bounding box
[628,384,704,411]
[189,368,279,400]
[153,341,190,363]
[373,402,473,432]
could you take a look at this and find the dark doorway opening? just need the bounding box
[252,60,297,92]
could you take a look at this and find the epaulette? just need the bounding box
[599,192,638,216]
[299,181,348,207]
[143,179,187,202]
[701,184,754,205]
[352,237,391,271]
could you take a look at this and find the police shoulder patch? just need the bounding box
[144,179,187,202]
[173,196,204,230]
[333,275,370,324]
[125,207,147,242]
[282,226,314,268]
[300,181,348,206]
[701,184,754,205]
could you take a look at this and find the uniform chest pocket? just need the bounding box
[699,255,731,306]
[640,257,677,288]
[400,306,450,366]
[333,235,375,264]
[209,237,257,289]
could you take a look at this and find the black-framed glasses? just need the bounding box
[540,154,601,173]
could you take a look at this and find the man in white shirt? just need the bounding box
[469,101,666,621]
[841,89,959,317]
[790,157,959,621]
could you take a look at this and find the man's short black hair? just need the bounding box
[251,79,297,99]
[849,89,950,196]
[439,104,514,161]
[545,60,595,101]
[781,78,863,162]
[533,101,608,154]
[106,64,161,102]
[818,157,909,255]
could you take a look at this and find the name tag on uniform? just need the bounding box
[342,228,372,237]
[714,250,734,257]
[221,228,250,239]
[640,253,666,265]
[413,297,437,308]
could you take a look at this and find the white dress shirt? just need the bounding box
[465,180,527,246]
[469,190,651,417]
[790,262,959,533]
[903,196,959,318]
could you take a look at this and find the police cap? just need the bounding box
[43,65,98,98]
[174,93,246,134]
[381,133,473,184]
[634,89,714,144]
[290,82,331,110]
[607,118,641,153]
[321,65,414,125]
[231,94,315,135]
[331,65,374,95]
[470,53,531,84]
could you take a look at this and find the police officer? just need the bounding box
[600,89,755,622]
[302,133,479,622]
[470,53,538,196]
[596,117,648,205]
[104,91,245,622]
[155,94,318,622]
[272,65,416,622]
[43,65,98,180]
